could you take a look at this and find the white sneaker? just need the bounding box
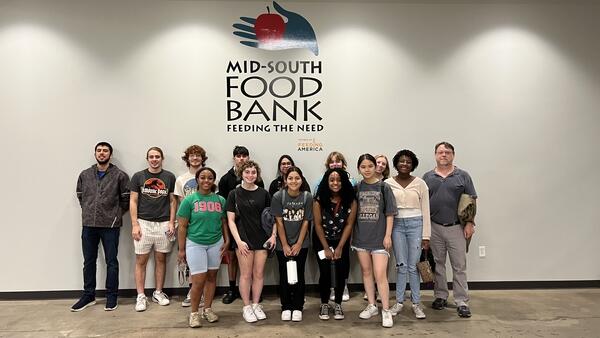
[281,310,292,321]
[242,305,258,323]
[342,285,350,302]
[329,288,335,301]
[292,310,303,322]
[412,303,426,319]
[152,290,170,306]
[389,302,404,316]
[252,303,267,320]
[382,309,394,328]
[189,311,201,328]
[135,294,147,312]
[359,304,378,319]
[182,290,191,307]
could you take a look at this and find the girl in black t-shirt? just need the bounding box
[226,160,275,324]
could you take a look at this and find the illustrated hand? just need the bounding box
[232,1,319,55]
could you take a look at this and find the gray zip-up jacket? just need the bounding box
[76,163,130,228]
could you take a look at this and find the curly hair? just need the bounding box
[316,168,355,212]
[181,145,207,167]
[392,149,419,172]
[237,160,262,183]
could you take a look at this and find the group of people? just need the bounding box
[73,141,477,329]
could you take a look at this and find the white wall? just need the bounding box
[1,1,598,292]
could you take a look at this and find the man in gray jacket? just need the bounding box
[71,142,130,312]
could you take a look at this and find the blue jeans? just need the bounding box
[392,216,423,304]
[82,226,120,299]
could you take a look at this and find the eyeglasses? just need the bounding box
[436,151,453,155]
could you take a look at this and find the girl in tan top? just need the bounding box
[384,149,430,320]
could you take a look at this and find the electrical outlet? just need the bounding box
[478,246,486,257]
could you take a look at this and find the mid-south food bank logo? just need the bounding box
[233,1,319,56]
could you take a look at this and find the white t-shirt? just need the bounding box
[174,171,197,198]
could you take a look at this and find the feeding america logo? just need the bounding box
[225,2,324,135]
[233,1,319,56]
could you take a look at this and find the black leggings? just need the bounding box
[276,248,308,311]
[314,239,350,304]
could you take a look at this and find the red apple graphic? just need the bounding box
[254,6,285,44]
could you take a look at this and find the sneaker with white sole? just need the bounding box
[382,309,393,328]
[412,303,426,319]
[189,312,202,328]
[152,290,170,306]
[359,304,378,319]
[333,303,344,320]
[243,304,258,323]
[342,285,350,302]
[70,296,96,312]
[135,294,147,312]
[281,310,292,321]
[182,290,191,307]
[319,303,330,320]
[203,308,219,323]
[329,288,335,301]
[292,310,303,322]
[252,303,267,320]
[389,302,403,316]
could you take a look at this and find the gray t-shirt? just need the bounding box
[271,190,313,251]
[423,167,477,225]
[351,181,397,250]
[130,169,176,222]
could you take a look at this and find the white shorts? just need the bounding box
[134,219,174,255]
[351,245,390,257]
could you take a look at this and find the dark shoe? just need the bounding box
[457,305,472,318]
[222,290,238,304]
[431,298,447,310]
[104,297,118,311]
[71,296,96,312]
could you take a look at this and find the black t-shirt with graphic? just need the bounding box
[130,169,176,222]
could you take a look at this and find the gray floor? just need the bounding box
[1,289,599,337]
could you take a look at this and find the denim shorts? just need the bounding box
[186,237,223,275]
[351,245,390,257]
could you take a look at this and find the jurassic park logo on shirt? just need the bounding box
[141,178,169,198]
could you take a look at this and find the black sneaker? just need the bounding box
[222,290,238,304]
[431,298,447,310]
[104,296,118,311]
[457,305,472,318]
[70,296,96,312]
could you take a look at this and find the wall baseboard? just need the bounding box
[1,280,598,300]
